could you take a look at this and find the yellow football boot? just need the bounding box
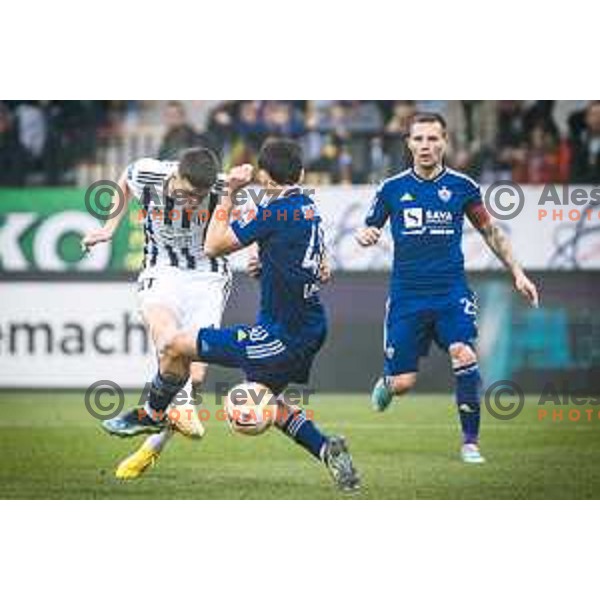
[115,446,160,480]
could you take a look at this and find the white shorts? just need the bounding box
[137,265,232,333]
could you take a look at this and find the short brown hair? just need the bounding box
[258,138,303,185]
[410,112,447,132]
[178,147,220,191]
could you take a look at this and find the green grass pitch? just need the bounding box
[1,392,599,499]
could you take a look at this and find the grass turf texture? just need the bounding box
[1,392,599,499]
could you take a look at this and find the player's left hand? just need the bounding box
[514,270,539,308]
[81,227,113,253]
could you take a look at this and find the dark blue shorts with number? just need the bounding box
[197,323,326,395]
[383,290,478,375]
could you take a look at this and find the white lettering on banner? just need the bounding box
[0,211,110,272]
[34,212,110,271]
[0,213,36,270]
[0,283,153,388]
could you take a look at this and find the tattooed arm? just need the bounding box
[466,203,539,307]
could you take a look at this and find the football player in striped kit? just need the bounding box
[82,147,231,479]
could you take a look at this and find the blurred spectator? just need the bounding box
[158,101,199,160]
[227,100,266,165]
[314,101,382,182]
[384,101,416,173]
[263,101,304,138]
[523,101,559,140]
[494,101,527,178]
[306,137,344,184]
[0,102,27,185]
[15,101,48,183]
[2,100,599,187]
[569,101,600,183]
[512,124,563,184]
[206,101,238,155]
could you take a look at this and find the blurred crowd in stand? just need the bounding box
[1,100,599,186]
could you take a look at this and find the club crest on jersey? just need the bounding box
[437,186,452,202]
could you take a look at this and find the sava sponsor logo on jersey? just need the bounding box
[402,208,455,235]
[426,209,453,224]
[403,207,424,230]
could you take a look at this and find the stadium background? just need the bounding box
[1,100,599,499]
[1,100,598,394]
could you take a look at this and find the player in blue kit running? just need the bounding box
[103,139,360,492]
[356,113,539,464]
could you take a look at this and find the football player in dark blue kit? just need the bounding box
[356,113,539,464]
[104,139,360,491]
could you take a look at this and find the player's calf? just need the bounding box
[190,362,207,404]
[449,343,485,463]
[371,373,416,412]
[138,331,197,418]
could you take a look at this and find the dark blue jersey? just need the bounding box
[231,189,327,341]
[365,167,483,299]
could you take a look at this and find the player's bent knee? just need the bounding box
[161,332,195,366]
[449,343,477,367]
[388,373,417,394]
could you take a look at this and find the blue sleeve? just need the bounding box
[231,204,277,247]
[365,183,390,228]
[463,177,483,209]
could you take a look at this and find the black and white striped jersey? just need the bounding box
[126,157,228,273]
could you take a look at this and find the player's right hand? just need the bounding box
[247,254,262,278]
[81,228,113,251]
[355,227,382,247]
[227,164,254,191]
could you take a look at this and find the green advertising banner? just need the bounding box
[0,188,143,273]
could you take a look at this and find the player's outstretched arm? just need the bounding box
[81,170,131,252]
[467,205,539,307]
[204,164,253,258]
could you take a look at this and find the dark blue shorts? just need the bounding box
[383,290,478,375]
[197,323,325,395]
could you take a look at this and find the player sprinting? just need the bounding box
[356,113,539,464]
[82,147,231,479]
[100,138,360,492]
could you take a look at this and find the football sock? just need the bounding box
[274,399,328,460]
[143,428,174,453]
[145,372,187,420]
[454,362,481,445]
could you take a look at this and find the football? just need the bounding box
[225,382,277,436]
